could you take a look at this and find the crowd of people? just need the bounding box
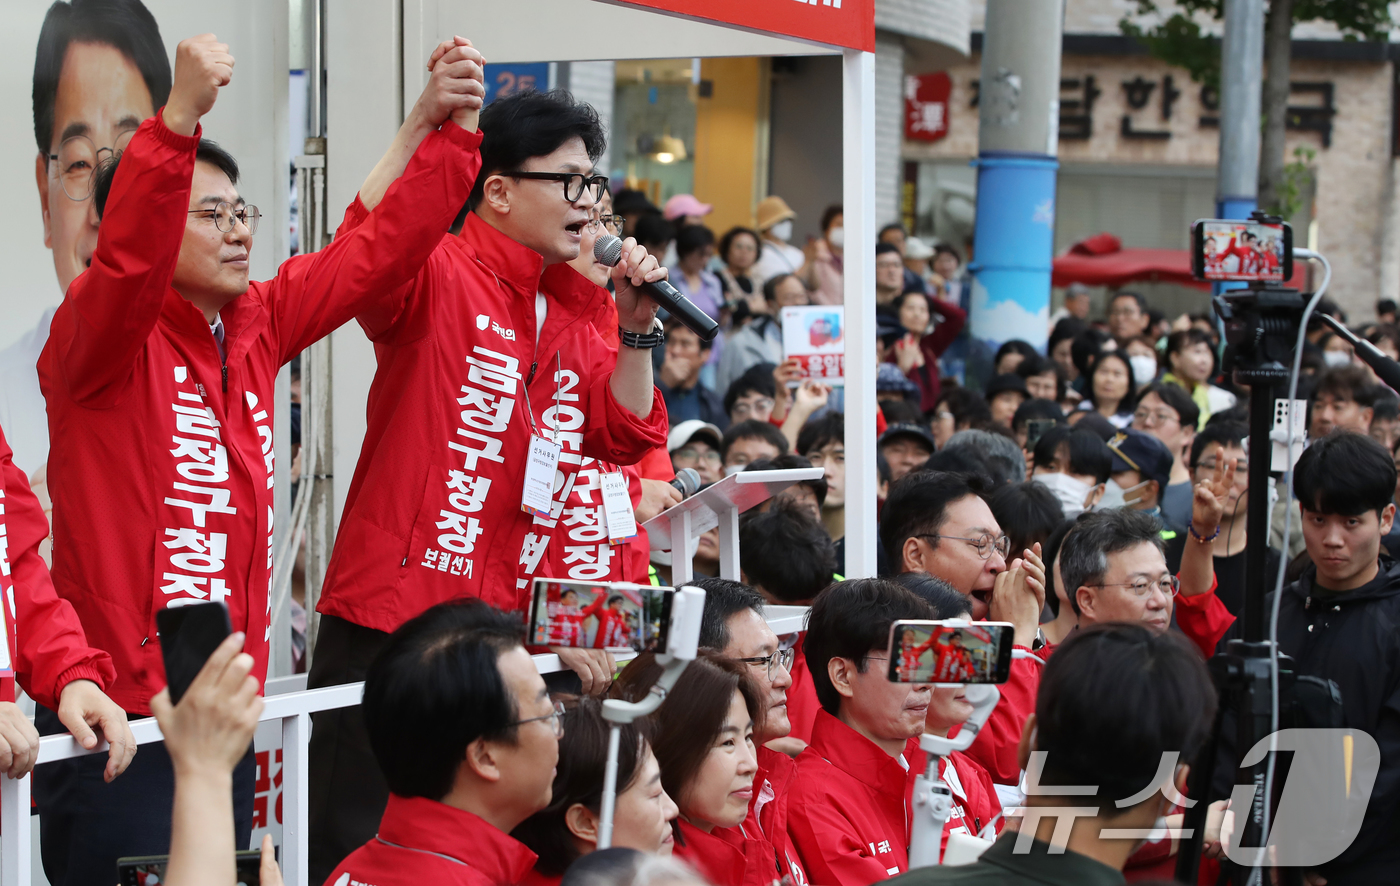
[2,4,1398,886]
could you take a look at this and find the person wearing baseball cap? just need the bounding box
[662,193,713,226]
[1107,429,1176,532]
[668,419,725,485]
[879,423,936,483]
[751,195,806,282]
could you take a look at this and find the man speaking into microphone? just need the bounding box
[307,66,671,880]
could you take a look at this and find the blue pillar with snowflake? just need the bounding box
[965,0,1064,389]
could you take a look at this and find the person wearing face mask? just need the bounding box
[1162,329,1235,426]
[615,652,773,886]
[801,205,845,305]
[1122,336,1160,392]
[785,579,937,885]
[884,623,1218,886]
[1030,426,1112,518]
[1103,429,1176,535]
[751,196,806,284]
[512,699,679,886]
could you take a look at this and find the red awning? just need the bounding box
[1052,232,1208,291]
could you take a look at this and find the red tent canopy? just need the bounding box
[1052,232,1208,291]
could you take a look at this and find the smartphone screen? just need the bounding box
[156,601,232,705]
[527,579,672,652]
[886,620,1015,684]
[119,849,263,886]
[1192,219,1292,283]
[1025,419,1056,450]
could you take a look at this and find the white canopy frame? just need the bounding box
[326,0,877,577]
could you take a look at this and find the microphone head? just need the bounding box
[594,234,624,268]
[674,468,702,497]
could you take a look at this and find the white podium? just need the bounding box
[640,468,824,586]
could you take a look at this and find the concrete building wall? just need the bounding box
[875,34,907,229]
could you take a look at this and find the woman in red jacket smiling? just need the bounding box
[617,653,776,886]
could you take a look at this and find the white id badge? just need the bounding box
[521,434,562,516]
[600,471,638,544]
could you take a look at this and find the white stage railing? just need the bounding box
[0,606,809,886]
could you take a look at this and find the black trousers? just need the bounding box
[307,614,392,886]
[33,705,255,886]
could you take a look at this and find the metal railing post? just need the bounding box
[1,766,30,886]
[282,712,311,886]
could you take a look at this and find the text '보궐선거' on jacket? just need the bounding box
[39,112,479,713]
[317,202,669,632]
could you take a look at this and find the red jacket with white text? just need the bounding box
[39,113,479,713]
[0,423,114,708]
[317,209,668,631]
[786,710,924,886]
[328,794,537,886]
[961,647,1040,785]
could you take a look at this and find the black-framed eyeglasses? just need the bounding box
[735,648,795,680]
[512,699,566,737]
[187,202,261,235]
[1094,575,1180,598]
[918,533,1011,561]
[587,213,620,233]
[507,171,608,203]
[48,130,137,201]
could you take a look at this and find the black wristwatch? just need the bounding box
[619,320,665,349]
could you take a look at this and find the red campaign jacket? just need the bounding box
[1174,575,1235,659]
[786,710,924,886]
[318,210,668,631]
[785,637,820,745]
[0,423,114,709]
[39,113,479,713]
[961,647,1040,785]
[731,747,808,885]
[329,794,537,886]
[936,752,1003,857]
[675,819,785,886]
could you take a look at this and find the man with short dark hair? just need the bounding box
[38,33,490,885]
[309,81,672,880]
[740,499,837,605]
[799,412,848,570]
[1311,365,1380,436]
[1211,432,1400,883]
[692,577,809,883]
[658,320,724,428]
[1107,291,1150,345]
[745,453,828,521]
[328,599,555,886]
[879,471,1043,787]
[722,365,777,427]
[787,579,935,885]
[875,242,907,305]
[886,623,1216,885]
[722,419,788,473]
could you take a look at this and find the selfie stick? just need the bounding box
[908,684,1001,869]
[596,585,706,849]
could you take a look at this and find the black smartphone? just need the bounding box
[119,849,264,886]
[887,620,1015,684]
[156,601,232,705]
[1025,419,1056,450]
[1191,218,1293,283]
[527,579,673,652]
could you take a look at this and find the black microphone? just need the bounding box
[669,468,702,499]
[1317,314,1400,395]
[594,235,720,341]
